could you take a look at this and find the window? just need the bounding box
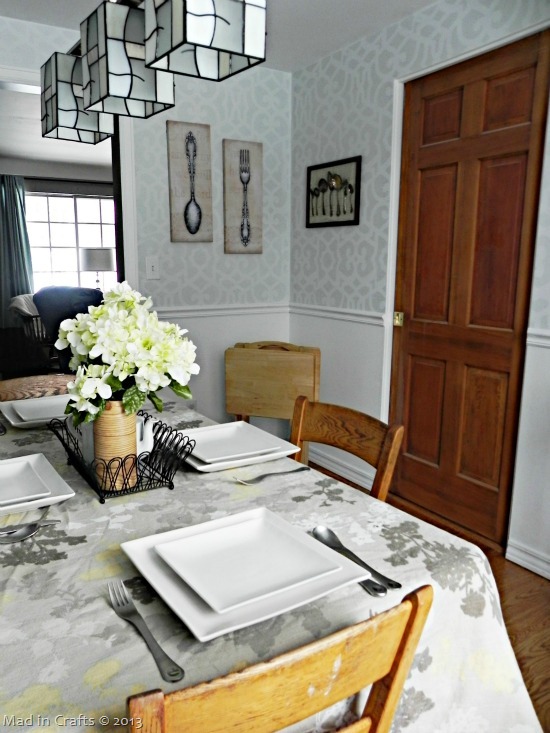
[25,191,117,292]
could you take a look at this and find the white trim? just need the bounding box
[526,328,550,349]
[399,22,550,84]
[383,22,550,429]
[118,117,139,289]
[156,302,290,320]
[290,302,384,327]
[308,446,375,490]
[0,64,39,88]
[506,539,550,580]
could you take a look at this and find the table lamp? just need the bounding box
[80,247,115,288]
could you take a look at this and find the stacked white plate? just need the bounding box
[0,394,70,429]
[0,454,75,516]
[122,507,370,641]
[182,421,300,472]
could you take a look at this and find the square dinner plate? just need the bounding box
[0,460,51,506]
[121,508,370,641]
[154,508,340,613]
[182,423,299,472]
[189,422,284,463]
[0,454,75,516]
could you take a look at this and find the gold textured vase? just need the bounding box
[93,401,137,490]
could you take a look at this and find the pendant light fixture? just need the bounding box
[80,1,175,118]
[41,52,114,144]
[144,0,266,81]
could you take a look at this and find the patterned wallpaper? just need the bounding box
[1,2,548,323]
[131,69,292,307]
[291,0,550,328]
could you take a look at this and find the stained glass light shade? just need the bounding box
[81,2,175,119]
[41,53,114,144]
[144,0,266,81]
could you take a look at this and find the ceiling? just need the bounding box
[0,0,436,170]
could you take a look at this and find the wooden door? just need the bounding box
[390,32,550,548]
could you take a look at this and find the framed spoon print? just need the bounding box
[306,156,361,227]
[167,121,213,242]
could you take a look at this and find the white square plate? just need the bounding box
[182,424,299,472]
[0,460,51,506]
[189,422,284,463]
[13,394,70,422]
[155,509,340,613]
[0,454,75,516]
[0,395,69,429]
[121,508,370,641]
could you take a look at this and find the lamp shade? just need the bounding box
[144,0,266,81]
[41,53,114,144]
[80,247,116,273]
[81,2,175,118]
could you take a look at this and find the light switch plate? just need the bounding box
[146,255,160,280]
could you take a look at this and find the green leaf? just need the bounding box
[106,374,123,392]
[170,381,192,400]
[149,391,163,412]
[122,385,146,414]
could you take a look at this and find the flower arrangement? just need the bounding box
[55,282,199,426]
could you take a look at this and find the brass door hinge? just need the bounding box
[393,311,404,327]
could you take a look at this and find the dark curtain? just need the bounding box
[0,175,34,329]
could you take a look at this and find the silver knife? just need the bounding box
[0,519,60,535]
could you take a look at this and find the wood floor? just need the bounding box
[486,551,550,732]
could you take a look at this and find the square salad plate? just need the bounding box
[0,394,69,428]
[0,460,51,506]
[154,508,341,613]
[0,454,75,516]
[188,422,286,464]
[121,508,370,641]
[182,423,299,472]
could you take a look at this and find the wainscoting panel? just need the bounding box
[506,329,550,578]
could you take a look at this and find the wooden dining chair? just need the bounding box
[128,584,433,733]
[290,396,404,502]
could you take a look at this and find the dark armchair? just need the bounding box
[33,286,104,372]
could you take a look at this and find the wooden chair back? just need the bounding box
[128,585,433,733]
[0,374,71,402]
[290,396,404,502]
[225,341,321,421]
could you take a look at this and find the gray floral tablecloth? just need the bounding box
[0,402,541,732]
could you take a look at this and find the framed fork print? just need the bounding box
[306,155,361,227]
[223,139,263,254]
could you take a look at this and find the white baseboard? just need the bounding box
[308,445,375,490]
[505,540,550,579]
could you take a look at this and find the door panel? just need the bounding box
[390,32,549,547]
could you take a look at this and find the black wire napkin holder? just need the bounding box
[49,411,195,503]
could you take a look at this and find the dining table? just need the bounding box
[0,398,542,733]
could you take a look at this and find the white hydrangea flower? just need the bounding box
[57,281,199,423]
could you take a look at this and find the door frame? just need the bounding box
[381,22,550,424]
[0,63,139,289]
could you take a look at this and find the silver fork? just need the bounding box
[234,466,310,485]
[108,580,184,683]
[239,148,251,246]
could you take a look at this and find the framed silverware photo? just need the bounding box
[223,139,263,254]
[306,156,361,227]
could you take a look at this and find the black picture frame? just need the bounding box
[306,155,361,227]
